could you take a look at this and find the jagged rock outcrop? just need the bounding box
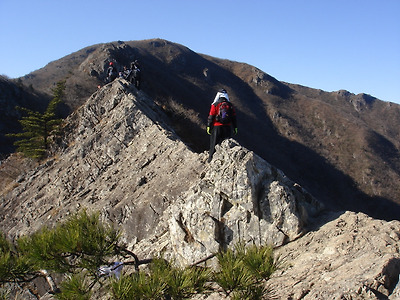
[0,79,320,248]
[0,79,204,241]
[1,79,399,299]
[131,138,323,267]
[269,211,400,299]
[196,211,400,300]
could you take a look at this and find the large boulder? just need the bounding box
[131,138,323,266]
[268,211,400,299]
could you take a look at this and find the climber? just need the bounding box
[207,89,237,162]
[125,60,141,89]
[105,62,117,83]
[122,66,131,80]
[126,62,134,82]
[120,66,130,79]
[131,60,141,90]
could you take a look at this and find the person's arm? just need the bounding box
[231,105,237,132]
[207,105,217,134]
[207,105,217,127]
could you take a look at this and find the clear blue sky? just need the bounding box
[1,0,399,104]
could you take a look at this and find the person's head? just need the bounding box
[219,88,227,93]
[109,62,113,66]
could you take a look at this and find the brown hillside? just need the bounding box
[5,38,400,220]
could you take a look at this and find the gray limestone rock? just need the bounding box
[1,79,399,299]
[268,211,400,299]
[132,138,324,267]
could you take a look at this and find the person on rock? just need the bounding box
[131,60,141,90]
[106,62,117,83]
[121,66,131,79]
[125,60,141,90]
[207,88,237,162]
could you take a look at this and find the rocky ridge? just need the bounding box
[1,79,204,241]
[1,79,399,299]
[0,78,321,251]
[3,39,400,221]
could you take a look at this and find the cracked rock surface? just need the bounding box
[1,79,399,299]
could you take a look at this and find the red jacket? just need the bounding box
[207,100,237,128]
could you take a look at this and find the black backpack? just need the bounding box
[216,99,233,124]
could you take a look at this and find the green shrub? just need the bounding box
[112,258,212,300]
[111,271,166,300]
[17,210,120,274]
[242,244,277,281]
[55,272,92,300]
[0,233,34,283]
[214,243,278,299]
[1,213,279,300]
[7,80,65,159]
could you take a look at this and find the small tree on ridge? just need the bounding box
[7,80,65,159]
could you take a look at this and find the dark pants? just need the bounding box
[130,75,140,90]
[134,77,141,90]
[208,125,232,162]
